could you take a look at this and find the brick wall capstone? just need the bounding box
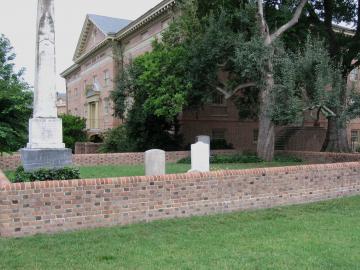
[278,150,360,163]
[1,162,360,237]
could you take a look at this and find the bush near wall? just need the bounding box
[13,166,80,182]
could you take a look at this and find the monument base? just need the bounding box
[20,148,72,172]
[27,118,65,149]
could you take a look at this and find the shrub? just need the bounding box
[178,154,264,164]
[211,154,263,163]
[99,126,135,153]
[177,156,191,164]
[14,166,80,183]
[273,155,302,163]
[60,114,87,152]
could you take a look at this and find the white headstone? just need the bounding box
[189,142,210,172]
[145,149,166,176]
[196,135,211,145]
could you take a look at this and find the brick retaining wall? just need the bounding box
[278,150,360,163]
[0,169,10,187]
[75,142,103,154]
[0,150,238,171]
[1,162,360,237]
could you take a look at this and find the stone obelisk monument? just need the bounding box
[21,0,72,171]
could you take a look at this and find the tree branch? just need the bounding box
[258,0,266,31]
[257,0,272,46]
[233,82,256,94]
[216,86,232,99]
[216,82,256,99]
[269,0,308,43]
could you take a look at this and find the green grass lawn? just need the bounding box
[77,161,302,179]
[5,161,302,180]
[1,195,360,269]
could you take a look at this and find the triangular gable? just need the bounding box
[82,23,106,56]
[73,14,132,61]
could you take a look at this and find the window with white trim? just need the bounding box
[104,70,110,87]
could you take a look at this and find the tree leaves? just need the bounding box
[0,34,32,153]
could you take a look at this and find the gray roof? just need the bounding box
[88,14,132,35]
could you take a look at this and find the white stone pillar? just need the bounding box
[145,149,166,176]
[21,0,72,172]
[33,0,57,118]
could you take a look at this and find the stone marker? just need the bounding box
[145,149,166,176]
[196,135,211,145]
[20,0,72,172]
[189,141,210,172]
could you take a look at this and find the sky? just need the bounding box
[0,0,163,93]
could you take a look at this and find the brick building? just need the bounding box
[61,0,360,151]
[56,92,67,115]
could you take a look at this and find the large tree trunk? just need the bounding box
[255,0,307,161]
[257,68,275,161]
[321,116,351,152]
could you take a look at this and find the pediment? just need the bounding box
[73,16,106,61]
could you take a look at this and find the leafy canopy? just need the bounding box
[60,114,87,152]
[0,34,32,153]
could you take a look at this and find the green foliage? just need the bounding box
[99,126,135,153]
[60,114,87,152]
[13,166,80,183]
[0,34,32,153]
[273,155,302,163]
[111,41,186,151]
[272,38,344,126]
[178,154,264,164]
[272,54,302,125]
[135,42,191,119]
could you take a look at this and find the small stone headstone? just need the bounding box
[145,149,166,176]
[196,135,211,145]
[189,141,210,172]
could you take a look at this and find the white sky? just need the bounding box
[0,0,163,93]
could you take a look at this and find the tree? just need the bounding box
[111,0,320,158]
[111,42,185,151]
[306,0,360,152]
[60,114,87,152]
[0,34,32,154]
[177,0,308,161]
[253,0,308,161]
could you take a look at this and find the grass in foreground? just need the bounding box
[1,195,360,269]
